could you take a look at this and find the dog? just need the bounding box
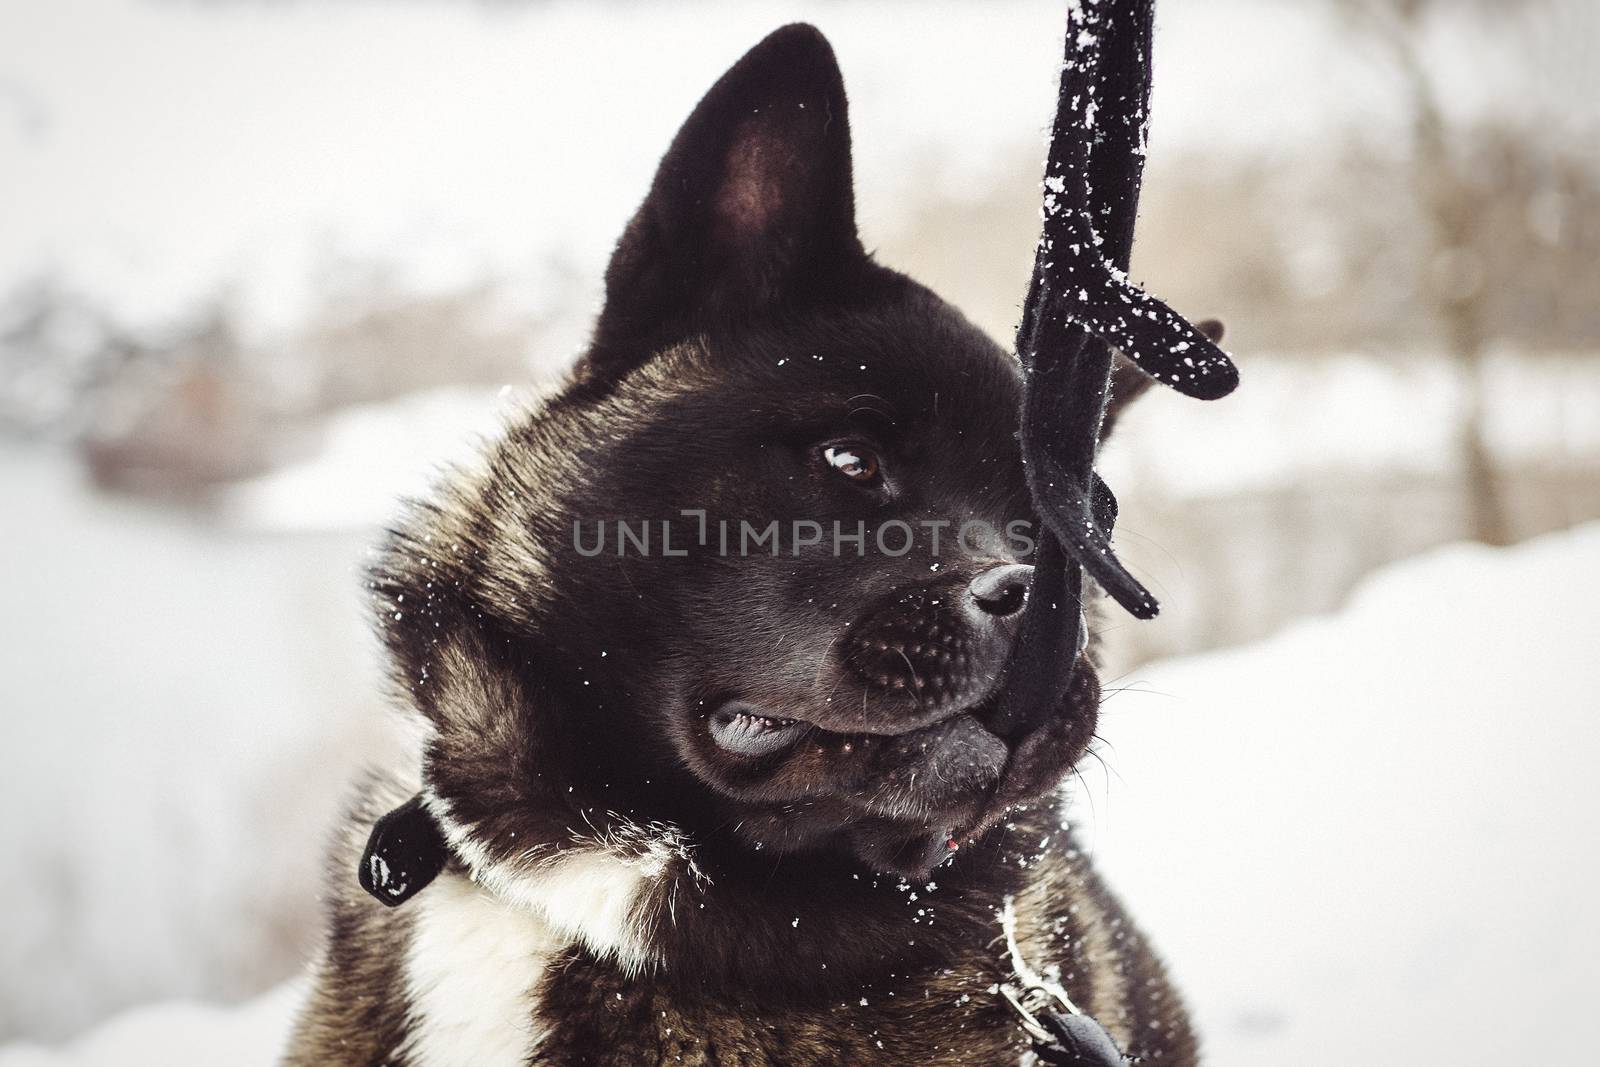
[287,23,1200,1066]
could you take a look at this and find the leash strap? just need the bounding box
[992,4,1237,1058]
[986,0,1238,740]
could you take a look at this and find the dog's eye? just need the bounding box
[821,444,880,484]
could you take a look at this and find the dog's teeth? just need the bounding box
[732,712,794,732]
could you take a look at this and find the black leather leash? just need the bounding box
[985,0,1237,744]
[992,1,1237,1061]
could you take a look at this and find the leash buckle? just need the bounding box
[999,980,1070,1046]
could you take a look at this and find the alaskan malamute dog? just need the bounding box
[288,24,1197,1065]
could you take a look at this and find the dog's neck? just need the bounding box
[412,782,1054,998]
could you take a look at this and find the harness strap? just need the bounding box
[999,895,1127,1065]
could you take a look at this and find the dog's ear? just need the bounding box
[1101,317,1225,439]
[581,24,866,388]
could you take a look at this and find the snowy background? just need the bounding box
[2,0,1598,1063]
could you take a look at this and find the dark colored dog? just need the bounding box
[288,24,1197,1065]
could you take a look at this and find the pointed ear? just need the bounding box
[1101,318,1225,440]
[581,24,865,387]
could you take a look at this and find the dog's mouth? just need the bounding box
[707,695,1002,758]
[707,704,812,758]
[682,658,1101,879]
[703,659,1096,836]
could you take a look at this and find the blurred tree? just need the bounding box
[1336,0,1553,545]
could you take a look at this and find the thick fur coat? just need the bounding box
[287,24,1197,1066]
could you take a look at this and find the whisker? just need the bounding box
[894,648,925,711]
[810,625,851,690]
[1070,767,1099,858]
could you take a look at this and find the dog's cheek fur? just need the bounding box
[392,606,707,978]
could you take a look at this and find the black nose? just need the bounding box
[968,563,1033,617]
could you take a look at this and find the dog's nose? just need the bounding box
[967,563,1033,618]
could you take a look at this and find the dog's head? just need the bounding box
[386,26,1123,883]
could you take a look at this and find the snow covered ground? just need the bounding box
[0,446,407,1041]
[0,984,300,1067]
[223,385,513,531]
[1103,351,1600,502]
[4,523,1595,1065]
[1075,522,1600,1065]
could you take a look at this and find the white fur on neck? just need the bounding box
[403,871,559,1067]
[420,788,692,976]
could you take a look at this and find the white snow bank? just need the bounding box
[1076,521,1600,1065]
[0,447,409,1041]
[1101,350,1600,499]
[8,523,1595,1064]
[223,386,510,531]
[0,983,299,1067]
